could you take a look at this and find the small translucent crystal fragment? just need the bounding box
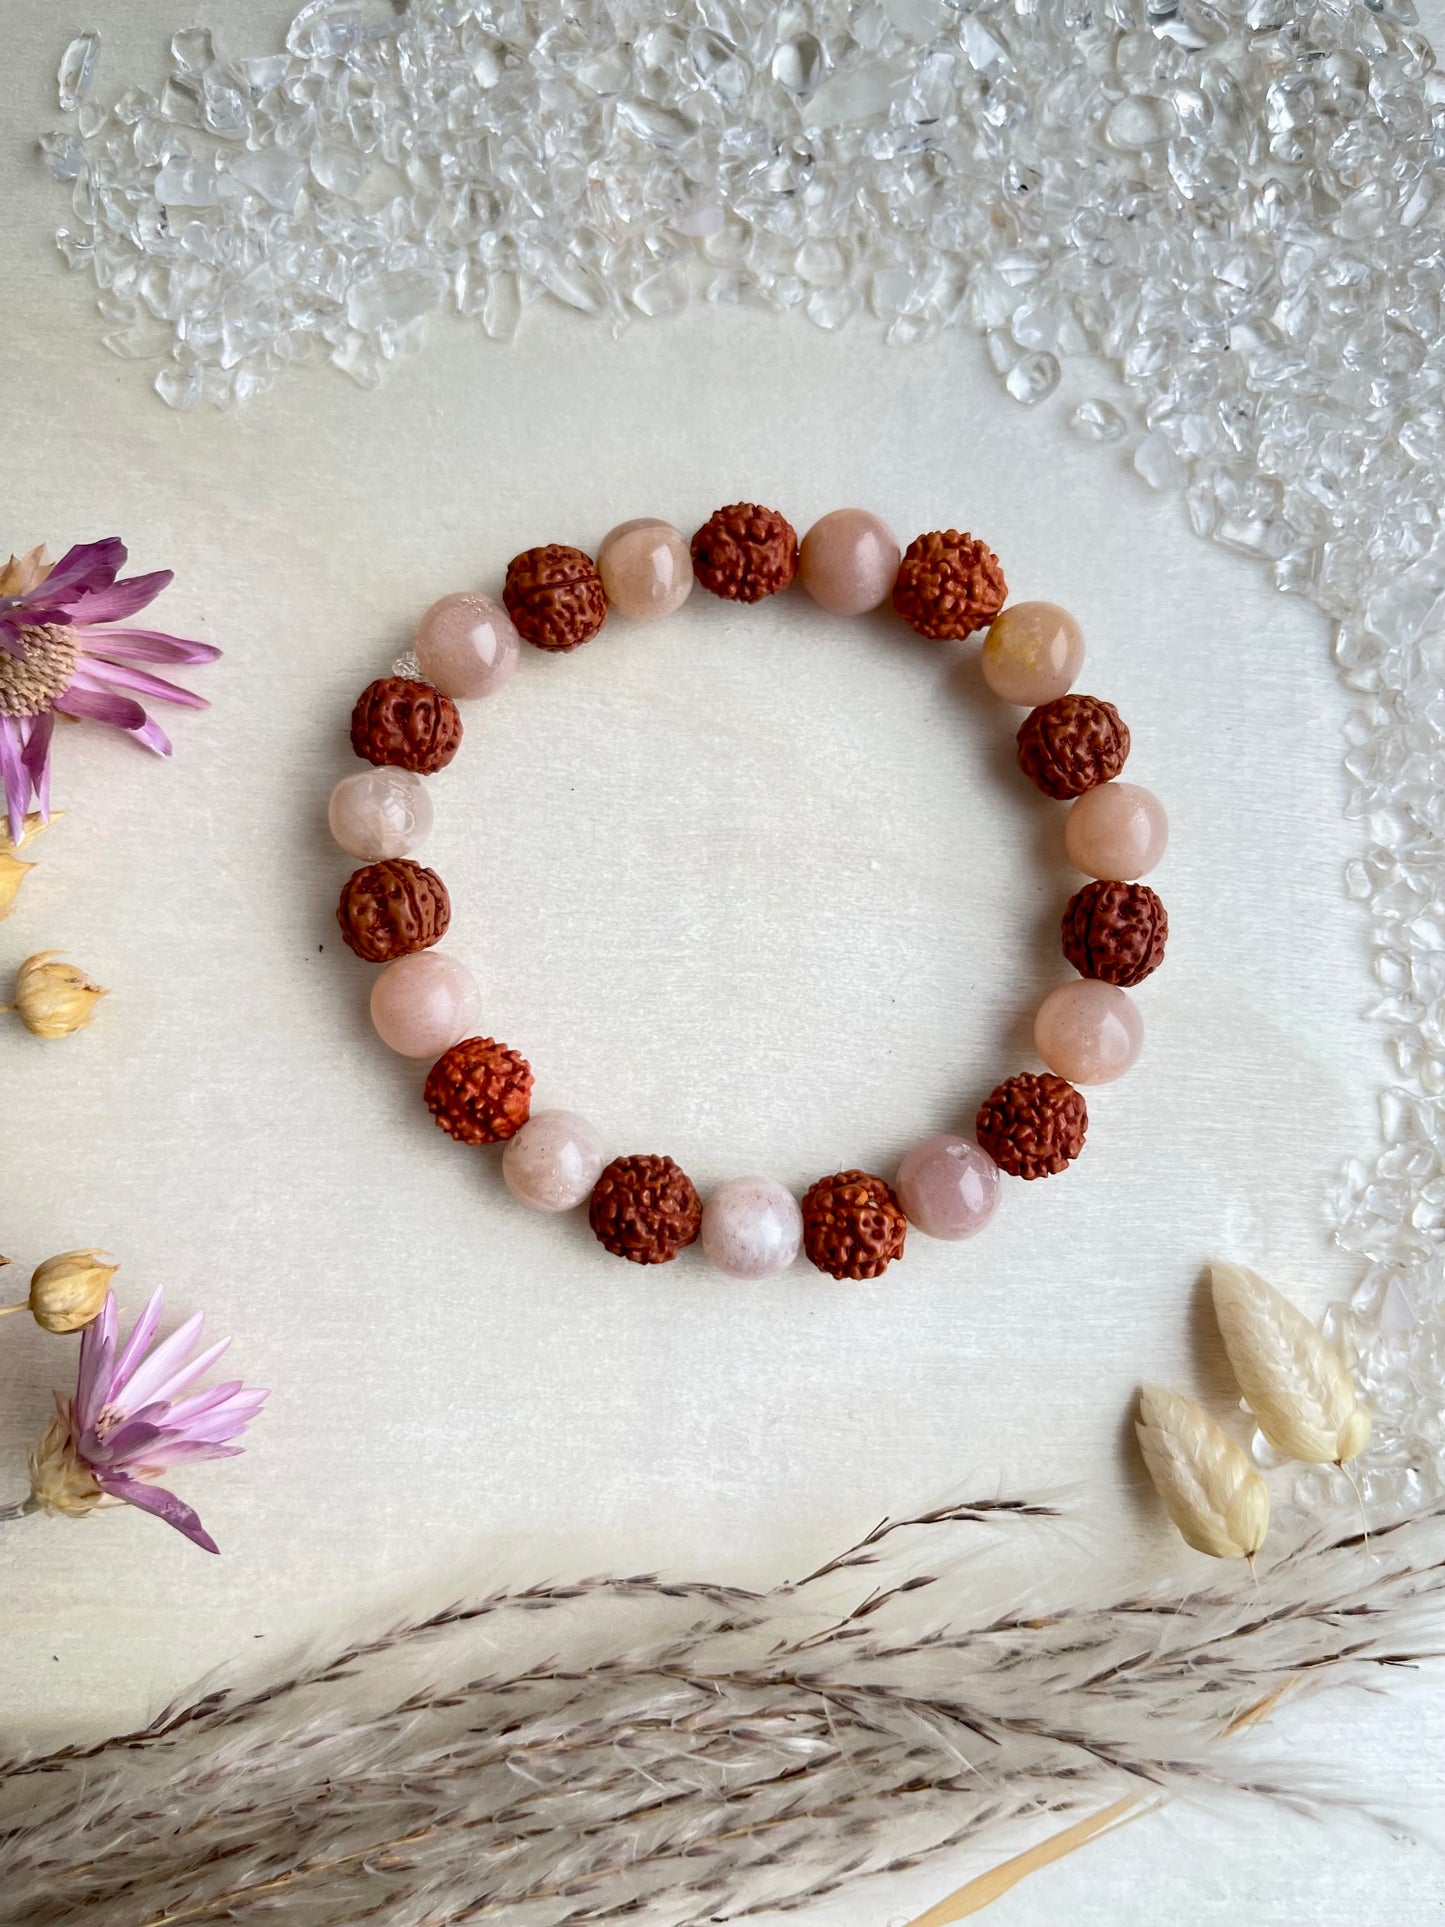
[771,34,827,96]
[228,151,306,210]
[1070,398,1127,442]
[1133,431,1184,492]
[170,28,218,73]
[1004,351,1060,405]
[57,31,100,112]
[38,130,85,183]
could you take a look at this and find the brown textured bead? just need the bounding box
[350,677,462,774]
[589,1154,702,1263]
[503,545,607,653]
[338,859,450,963]
[892,530,1007,640]
[975,1073,1087,1180]
[801,1169,907,1280]
[424,1036,533,1144]
[1062,879,1168,986]
[691,503,798,602]
[1017,696,1130,799]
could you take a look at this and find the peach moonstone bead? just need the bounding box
[502,1109,607,1212]
[370,951,481,1058]
[1066,780,1169,880]
[596,518,694,620]
[413,592,520,701]
[798,509,901,615]
[895,1134,1000,1240]
[1034,979,1143,1084]
[700,1176,803,1278]
[981,601,1085,705]
[328,767,434,860]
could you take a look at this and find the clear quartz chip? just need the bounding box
[57,31,100,112]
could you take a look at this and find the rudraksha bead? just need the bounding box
[589,1154,702,1263]
[691,503,798,602]
[502,544,608,653]
[1062,880,1168,987]
[801,1169,907,1279]
[338,859,450,963]
[350,677,462,774]
[1016,696,1130,799]
[891,531,1007,640]
[424,1036,534,1143]
[975,1073,1087,1180]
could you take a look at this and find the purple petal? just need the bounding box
[19,710,54,818]
[130,715,173,756]
[165,1380,245,1425]
[51,681,150,731]
[74,656,209,710]
[66,570,173,625]
[98,1475,219,1553]
[75,1294,119,1433]
[0,717,33,844]
[85,1419,169,1466]
[0,619,24,661]
[81,627,221,665]
[114,1310,205,1413]
[38,539,127,605]
[138,1335,232,1412]
[109,1288,166,1396]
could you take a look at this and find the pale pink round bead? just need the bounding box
[502,1109,606,1212]
[701,1176,803,1279]
[1034,979,1143,1085]
[596,518,694,621]
[328,767,434,860]
[413,592,520,701]
[798,509,902,616]
[981,601,1085,705]
[1065,780,1169,880]
[895,1135,1000,1241]
[369,952,481,1058]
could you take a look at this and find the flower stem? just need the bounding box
[0,1495,39,1523]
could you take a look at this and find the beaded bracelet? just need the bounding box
[328,507,1168,1281]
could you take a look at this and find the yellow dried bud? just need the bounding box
[4,950,108,1038]
[28,1410,102,1519]
[27,1250,117,1333]
[1210,1261,1372,1465]
[1136,1385,1270,1561]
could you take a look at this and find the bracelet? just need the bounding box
[328,507,1168,1281]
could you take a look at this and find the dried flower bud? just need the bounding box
[28,1250,118,1333]
[3,951,108,1038]
[0,812,57,922]
[28,1412,102,1519]
[1136,1385,1270,1561]
[1210,1261,1372,1464]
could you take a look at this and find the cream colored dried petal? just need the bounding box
[28,1250,118,1333]
[0,848,36,920]
[28,1409,102,1519]
[1210,1261,1372,1465]
[4,950,108,1038]
[0,545,52,597]
[1136,1385,1270,1560]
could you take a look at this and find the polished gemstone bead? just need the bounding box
[700,1175,803,1278]
[328,766,433,860]
[895,1134,1000,1240]
[1034,979,1143,1084]
[596,518,693,620]
[502,1108,606,1212]
[981,601,1085,705]
[369,951,480,1058]
[798,508,901,615]
[413,592,520,700]
[1065,780,1169,879]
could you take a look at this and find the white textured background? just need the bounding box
[1,5,1441,1922]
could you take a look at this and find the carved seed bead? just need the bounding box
[801,1170,907,1280]
[589,1154,702,1263]
[691,503,798,602]
[338,858,450,963]
[892,530,1007,640]
[1062,879,1168,986]
[1016,696,1130,800]
[975,1073,1087,1180]
[424,1036,534,1144]
[503,544,608,653]
[350,677,462,774]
